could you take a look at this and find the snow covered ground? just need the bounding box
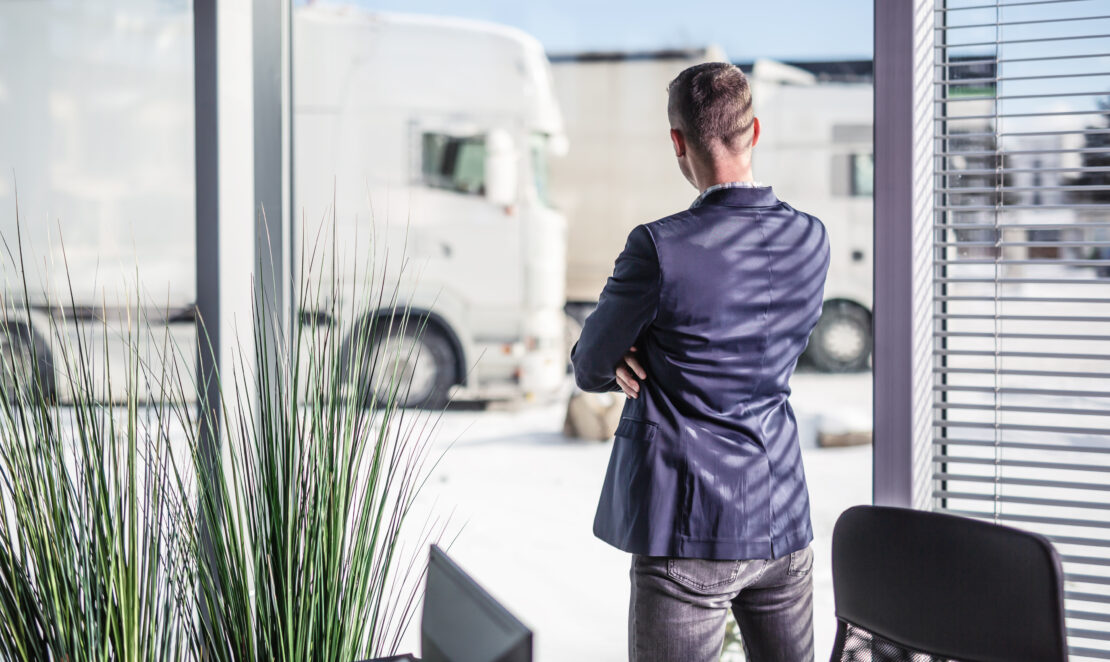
[397,370,873,661]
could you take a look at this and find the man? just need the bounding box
[570,62,830,662]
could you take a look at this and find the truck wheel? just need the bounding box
[347,319,458,409]
[807,301,872,373]
[0,324,54,403]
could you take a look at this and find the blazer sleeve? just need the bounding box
[570,224,661,393]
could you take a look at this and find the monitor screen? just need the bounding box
[422,545,533,662]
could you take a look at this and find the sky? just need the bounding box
[344,0,874,62]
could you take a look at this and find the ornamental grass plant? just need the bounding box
[0,210,450,661]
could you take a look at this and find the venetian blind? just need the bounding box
[934,1,1110,658]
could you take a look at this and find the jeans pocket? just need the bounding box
[666,558,742,592]
[786,545,814,578]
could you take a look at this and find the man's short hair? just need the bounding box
[667,62,755,154]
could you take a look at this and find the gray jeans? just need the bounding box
[629,545,814,662]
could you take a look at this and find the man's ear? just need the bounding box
[670,128,686,158]
[750,117,761,149]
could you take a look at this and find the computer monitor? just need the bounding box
[422,545,533,662]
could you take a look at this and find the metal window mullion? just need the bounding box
[875,0,937,509]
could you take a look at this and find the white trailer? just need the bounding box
[748,60,874,372]
[0,2,197,404]
[0,3,570,407]
[549,53,875,372]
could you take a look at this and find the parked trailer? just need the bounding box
[549,53,875,372]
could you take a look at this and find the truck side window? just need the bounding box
[850,153,874,197]
[422,133,486,195]
[530,133,551,206]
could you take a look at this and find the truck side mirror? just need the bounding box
[485,129,517,207]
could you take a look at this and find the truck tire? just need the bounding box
[806,300,872,373]
[346,318,458,410]
[0,323,54,404]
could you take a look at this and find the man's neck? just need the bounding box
[697,175,756,193]
[692,162,756,193]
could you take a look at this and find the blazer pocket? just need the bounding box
[614,416,658,442]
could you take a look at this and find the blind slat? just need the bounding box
[935,332,1110,342]
[935,420,1110,436]
[936,472,1110,493]
[934,301,1110,309]
[1068,610,1110,622]
[937,33,1110,50]
[934,401,1110,415]
[1067,646,1110,659]
[937,0,1104,13]
[935,456,1110,475]
[937,367,1110,380]
[935,491,1110,513]
[938,14,1110,31]
[935,439,1110,454]
[936,508,1110,531]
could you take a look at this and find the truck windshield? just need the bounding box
[530,133,552,207]
[422,133,486,195]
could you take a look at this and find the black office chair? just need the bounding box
[829,505,1068,662]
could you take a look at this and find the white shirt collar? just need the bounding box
[691,181,768,208]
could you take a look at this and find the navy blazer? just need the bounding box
[571,186,830,560]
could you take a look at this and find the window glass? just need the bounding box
[851,153,874,197]
[422,133,486,195]
[531,133,551,206]
[0,0,195,404]
[291,4,876,661]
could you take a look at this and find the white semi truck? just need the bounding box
[550,53,874,372]
[293,7,569,407]
[0,3,570,406]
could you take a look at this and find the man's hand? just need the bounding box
[615,346,648,398]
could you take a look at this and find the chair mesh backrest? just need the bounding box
[832,621,958,662]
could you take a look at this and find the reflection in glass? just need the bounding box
[0,0,195,403]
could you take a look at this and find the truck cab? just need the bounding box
[294,7,569,407]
